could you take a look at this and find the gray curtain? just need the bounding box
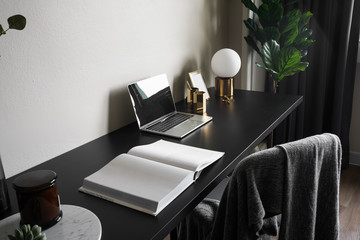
[269,0,360,168]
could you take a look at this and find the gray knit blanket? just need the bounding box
[178,133,342,240]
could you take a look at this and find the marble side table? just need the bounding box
[0,205,102,240]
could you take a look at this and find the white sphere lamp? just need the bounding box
[211,48,241,98]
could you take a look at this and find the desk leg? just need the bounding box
[268,113,293,148]
[267,131,274,148]
[285,115,292,143]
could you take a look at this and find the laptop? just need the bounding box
[128,73,212,138]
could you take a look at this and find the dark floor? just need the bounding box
[339,164,360,240]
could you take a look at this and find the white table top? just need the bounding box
[0,205,102,240]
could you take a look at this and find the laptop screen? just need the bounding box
[128,74,176,127]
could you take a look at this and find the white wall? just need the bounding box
[0,0,228,177]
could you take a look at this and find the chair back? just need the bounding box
[211,133,342,240]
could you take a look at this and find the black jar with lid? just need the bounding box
[13,170,62,229]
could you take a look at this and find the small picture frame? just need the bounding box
[188,70,210,100]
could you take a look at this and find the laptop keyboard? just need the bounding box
[146,113,193,132]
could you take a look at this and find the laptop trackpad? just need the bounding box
[165,117,209,136]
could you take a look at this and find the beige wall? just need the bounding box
[2,1,357,178]
[0,0,229,177]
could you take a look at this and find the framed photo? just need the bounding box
[188,70,210,100]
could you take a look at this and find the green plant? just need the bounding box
[0,14,26,37]
[242,0,314,86]
[8,224,46,240]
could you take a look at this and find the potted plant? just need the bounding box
[8,224,46,240]
[241,0,314,93]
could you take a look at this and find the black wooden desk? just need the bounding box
[1,88,302,240]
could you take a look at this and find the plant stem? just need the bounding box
[268,75,279,148]
[0,28,10,37]
[272,78,279,94]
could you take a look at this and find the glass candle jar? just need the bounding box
[12,170,62,229]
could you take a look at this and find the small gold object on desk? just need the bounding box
[12,170,62,229]
[186,82,206,113]
[221,95,235,104]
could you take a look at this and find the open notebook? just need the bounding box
[79,140,224,216]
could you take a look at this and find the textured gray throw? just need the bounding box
[178,133,342,240]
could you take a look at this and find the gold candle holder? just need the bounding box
[193,91,206,113]
[186,88,192,103]
[187,87,198,104]
[215,77,233,98]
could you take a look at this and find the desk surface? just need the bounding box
[1,88,302,240]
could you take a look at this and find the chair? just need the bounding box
[175,133,342,240]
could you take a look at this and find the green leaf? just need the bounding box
[244,35,261,55]
[300,49,308,57]
[278,62,308,80]
[278,47,301,73]
[258,1,283,28]
[263,27,281,42]
[7,14,26,30]
[248,26,280,46]
[297,27,312,39]
[282,62,309,76]
[280,26,298,47]
[34,233,46,240]
[241,0,258,14]
[262,0,281,4]
[254,27,280,45]
[275,47,309,80]
[256,62,279,80]
[255,29,267,45]
[15,229,24,239]
[255,62,276,74]
[279,9,300,47]
[279,9,301,33]
[298,11,313,30]
[8,235,17,240]
[25,232,34,240]
[286,0,300,6]
[244,18,258,34]
[31,225,42,236]
[294,39,315,50]
[261,40,281,71]
[0,24,4,35]
[21,224,29,233]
